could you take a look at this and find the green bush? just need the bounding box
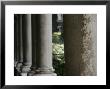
[52,32,65,76]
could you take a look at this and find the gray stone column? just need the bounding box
[28,15,37,76]
[14,14,19,68]
[16,15,23,74]
[64,14,97,76]
[34,14,56,76]
[21,14,32,76]
[14,15,21,76]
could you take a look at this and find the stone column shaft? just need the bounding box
[14,15,20,76]
[39,14,52,68]
[21,14,32,76]
[34,14,56,76]
[16,15,23,74]
[64,14,97,76]
[28,15,37,76]
[19,14,23,63]
[14,15,18,67]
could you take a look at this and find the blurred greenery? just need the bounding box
[52,32,65,76]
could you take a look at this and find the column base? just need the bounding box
[33,67,57,76]
[14,67,21,76]
[20,65,31,76]
[16,62,22,73]
[27,67,36,76]
[14,60,18,67]
[34,73,57,76]
[20,73,28,76]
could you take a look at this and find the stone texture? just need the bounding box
[33,14,56,76]
[64,14,97,76]
[20,14,32,76]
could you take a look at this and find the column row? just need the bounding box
[14,14,56,76]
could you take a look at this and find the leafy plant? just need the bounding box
[52,32,65,76]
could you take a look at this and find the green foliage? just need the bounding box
[53,44,64,55]
[52,32,65,76]
[52,32,63,44]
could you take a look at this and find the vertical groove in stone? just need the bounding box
[31,14,37,69]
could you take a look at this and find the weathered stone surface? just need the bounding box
[64,14,97,76]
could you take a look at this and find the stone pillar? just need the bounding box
[14,14,20,76]
[64,14,97,76]
[21,14,32,76]
[14,14,18,68]
[28,15,37,76]
[16,15,23,74]
[34,14,56,76]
